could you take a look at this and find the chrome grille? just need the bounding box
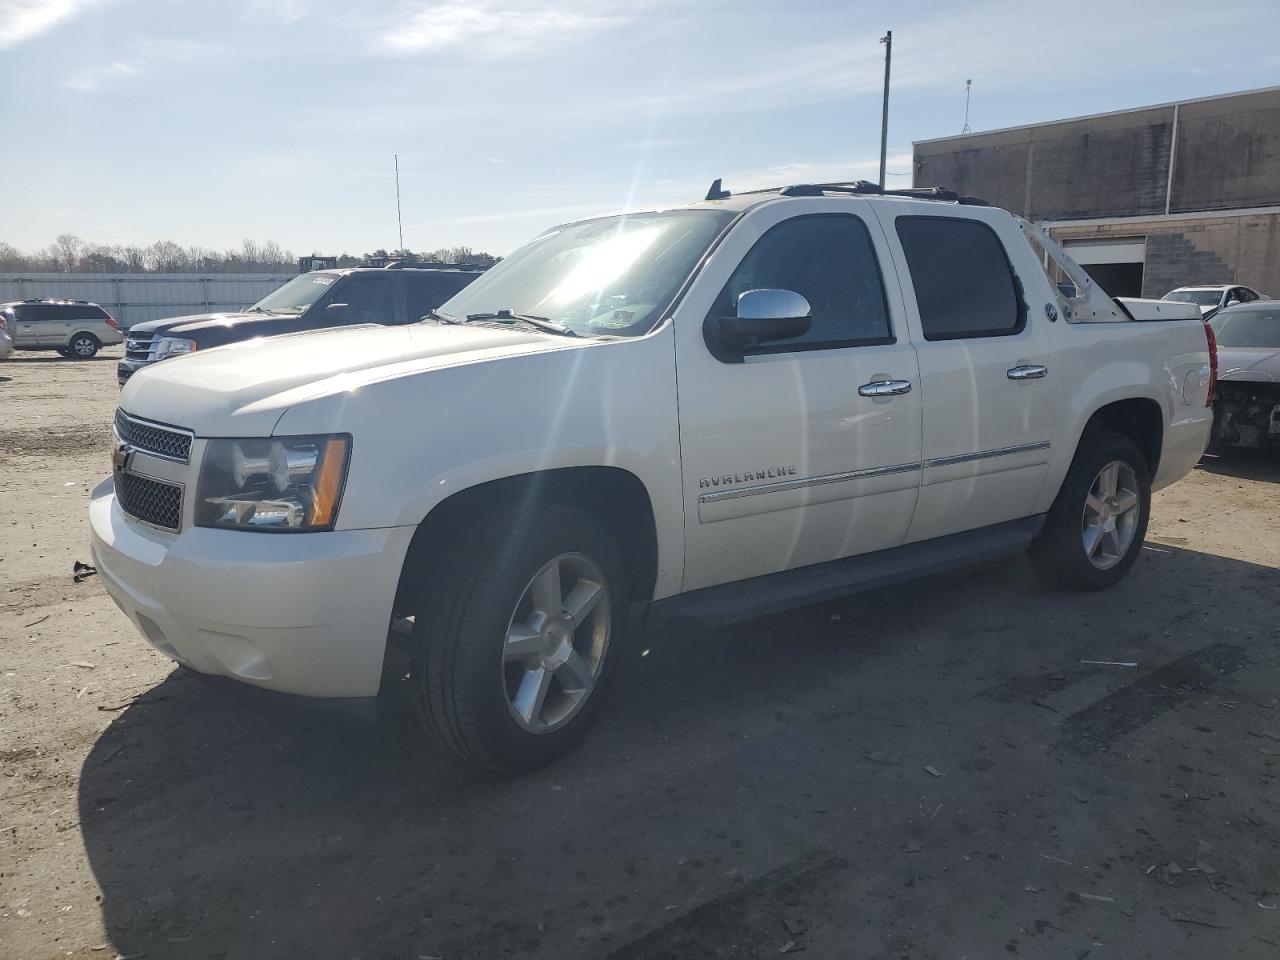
[125,331,156,362]
[114,409,193,462]
[116,472,183,531]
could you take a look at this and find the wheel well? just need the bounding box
[1083,398,1163,474]
[392,466,659,617]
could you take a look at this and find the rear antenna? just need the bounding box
[962,79,972,134]
[705,178,731,201]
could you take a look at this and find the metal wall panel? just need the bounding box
[0,273,292,327]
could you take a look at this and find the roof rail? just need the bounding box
[779,181,989,205]
[382,260,485,271]
[702,178,988,206]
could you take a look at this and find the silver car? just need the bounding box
[1,299,124,358]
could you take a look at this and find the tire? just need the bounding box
[68,334,99,359]
[411,504,629,772]
[56,348,72,357]
[1029,429,1151,591]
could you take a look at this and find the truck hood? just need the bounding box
[1218,347,1280,383]
[127,312,255,335]
[118,322,566,436]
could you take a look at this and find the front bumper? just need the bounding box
[117,358,148,384]
[89,477,415,698]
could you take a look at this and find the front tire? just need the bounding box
[1030,429,1151,591]
[68,334,99,358]
[411,505,629,772]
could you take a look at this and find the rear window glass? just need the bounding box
[896,217,1023,340]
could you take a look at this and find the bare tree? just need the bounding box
[53,233,83,272]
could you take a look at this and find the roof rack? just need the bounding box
[381,259,485,271]
[702,178,988,206]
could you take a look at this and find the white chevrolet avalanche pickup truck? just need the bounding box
[90,181,1215,771]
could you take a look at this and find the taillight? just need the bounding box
[1203,320,1217,407]
[105,317,119,330]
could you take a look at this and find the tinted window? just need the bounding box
[405,272,471,322]
[1210,310,1280,348]
[328,275,394,325]
[896,217,1023,340]
[13,303,108,322]
[710,214,891,353]
[1237,287,1258,303]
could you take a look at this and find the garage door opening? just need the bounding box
[1060,237,1146,298]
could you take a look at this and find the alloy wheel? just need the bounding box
[1081,460,1141,570]
[501,552,611,733]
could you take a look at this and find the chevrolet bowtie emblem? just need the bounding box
[112,443,133,472]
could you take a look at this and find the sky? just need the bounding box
[3,0,1279,258]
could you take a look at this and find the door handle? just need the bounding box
[858,379,913,397]
[1007,364,1048,380]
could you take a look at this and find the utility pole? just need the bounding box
[962,79,973,134]
[879,31,892,189]
[395,154,405,253]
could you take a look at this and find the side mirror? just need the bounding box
[719,289,812,345]
[1225,299,1240,309]
[323,302,350,320]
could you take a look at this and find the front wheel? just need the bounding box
[1030,430,1151,590]
[411,505,629,772]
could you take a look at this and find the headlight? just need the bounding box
[153,336,197,360]
[195,435,351,531]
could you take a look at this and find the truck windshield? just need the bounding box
[249,272,341,315]
[436,209,734,338]
[1164,290,1221,307]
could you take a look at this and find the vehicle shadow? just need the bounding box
[79,544,1280,959]
[1198,447,1280,482]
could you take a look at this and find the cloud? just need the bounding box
[376,0,629,57]
[0,0,94,48]
[65,35,219,90]
[242,0,309,22]
[67,58,141,90]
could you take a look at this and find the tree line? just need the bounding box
[0,236,500,274]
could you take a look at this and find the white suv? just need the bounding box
[91,182,1215,771]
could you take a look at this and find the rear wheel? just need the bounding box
[1030,430,1151,590]
[68,334,99,359]
[411,505,628,772]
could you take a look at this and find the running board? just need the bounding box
[644,515,1045,629]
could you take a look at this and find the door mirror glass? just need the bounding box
[720,289,812,344]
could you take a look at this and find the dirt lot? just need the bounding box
[2,349,1279,960]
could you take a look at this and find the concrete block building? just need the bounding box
[912,86,1280,298]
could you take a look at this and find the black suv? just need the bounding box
[118,263,484,384]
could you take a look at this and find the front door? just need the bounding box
[673,199,923,592]
[872,206,1057,543]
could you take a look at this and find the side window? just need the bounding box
[404,273,460,321]
[896,217,1024,340]
[329,276,393,325]
[709,214,892,354]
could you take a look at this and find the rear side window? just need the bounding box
[12,303,107,322]
[405,272,470,322]
[709,214,892,355]
[896,217,1023,340]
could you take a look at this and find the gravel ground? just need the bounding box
[1,349,1278,960]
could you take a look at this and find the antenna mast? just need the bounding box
[878,30,892,189]
[395,154,404,252]
[962,79,972,134]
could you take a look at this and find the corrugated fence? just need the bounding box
[0,273,292,328]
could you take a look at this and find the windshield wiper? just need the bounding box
[465,309,578,338]
[423,308,461,324]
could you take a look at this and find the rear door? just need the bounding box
[873,205,1057,543]
[673,198,923,591]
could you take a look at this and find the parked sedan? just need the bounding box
[1208,302,1280,449]
[1164,284,1266,319]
